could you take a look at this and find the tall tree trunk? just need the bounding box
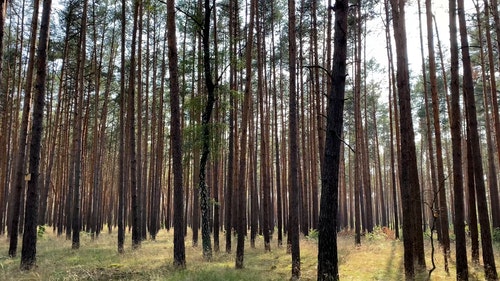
[448,15,468,270]
[488,0,500,198]
[20,0,52,269]
[167,0,186,267]
[457,0,497,278]
[318,0,348,280]
[417,0,439,240]
[128,0,140,250]
[384,0,399,239]
[199,0,216,260]
[288,0,300,278]
[235,0,255,269]
[389,0,426,277]
[270,0,283,246]
[482,0,500,229]
[225,0,238,255]
[117,0,127,254]
[425,0,450,259]
[71,0,88,250]
[256,4,270,251]
[9,0,40,258]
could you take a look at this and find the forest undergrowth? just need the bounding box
[0,227,498,280]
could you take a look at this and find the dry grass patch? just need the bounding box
[0,227,498,280]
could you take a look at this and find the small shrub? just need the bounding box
[307,229,319,242]
[38,225,46,238]
[493,228,500,243]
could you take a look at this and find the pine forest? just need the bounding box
[0,0,499,280]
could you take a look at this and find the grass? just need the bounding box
[0,227,498,280]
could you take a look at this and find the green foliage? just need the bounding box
[366,226,387,241]
[37,225,46,238]
[493,228,500,243]
[306,229,319,242]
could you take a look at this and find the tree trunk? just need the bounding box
[317,0,348,280]
[425,0,450,258]
[457,0,498,278]
[482,0,500,229]
[117,0,127,254]
[128,0,140,250]
[235,0,255,269]
[167,0,186,267]
[288,0,301,278]
[9,0,40,258]
[448,4,468,268]
[20,0,52,269]
[389,0,426,277]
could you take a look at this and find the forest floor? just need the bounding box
[0,227,498,280]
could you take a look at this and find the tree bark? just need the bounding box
[9,0,40,258]
[288,0,301,279]
[457,0,497,278]
[389,0,426,277]
[317,0,348,280]
[167,0,186,268]
[20,0,52,270]
[235,0,255,269]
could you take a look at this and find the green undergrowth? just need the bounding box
[0,227,498,280]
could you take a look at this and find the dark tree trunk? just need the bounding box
[225,0,238,254]
[199,0,215,260]
[457,0,497,278]
[9,0,40,258]
[425,0,449,257]
[317,1,348,280]
[483,0,500,229]
[235,0,255,269]
[448,0,468,278]
[71,0,88,250]
[288,0,301,278]
[389,0,426,277]
[167,0,186,267]
[383,0,399,239]
[117,0,127,254]
[128,0,140,250]
[20,0,52,270]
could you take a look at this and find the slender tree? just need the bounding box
[448,0,467,275]
[425,0,450,258]
[167,0,186,268]
[389,0,426,277]
[71,0,88,250]
[457,0,497,278]
[20,0,52,269]
[288,0,300,278]
[117,0,127,254]
[198,0,216,260]
[8,0,40,258]
[235,0,256,269]
[482,0,500,229]
[317,0,348,280]
[128,0,141,250]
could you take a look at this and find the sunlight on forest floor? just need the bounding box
[0,227,498,280]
